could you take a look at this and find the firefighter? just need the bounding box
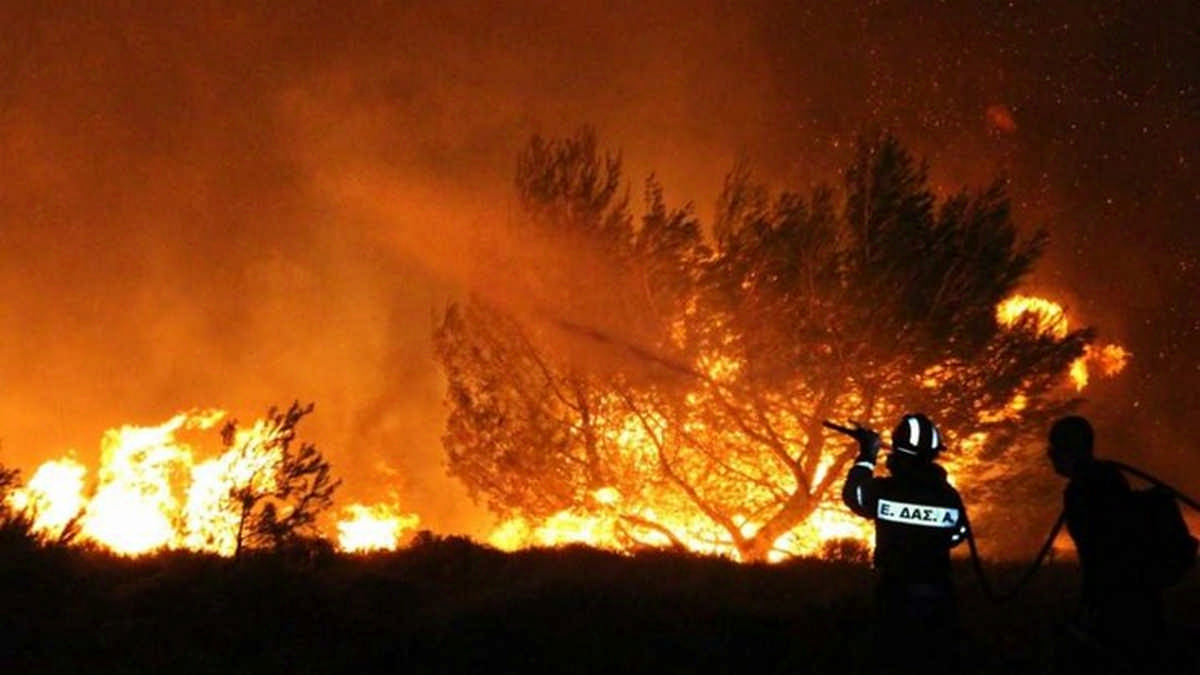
[1047,415,1164,657]
[839,413,968,670]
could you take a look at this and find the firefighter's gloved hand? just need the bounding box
[850,425,881,463]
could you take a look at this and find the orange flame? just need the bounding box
[336,503,420,553]
[8,292,1127,561]
[9,409,414,557]
[8,456,87,539]
[996,294,1069,338]
[487,292,1128,560]
[995,294,1129,390]
[76,411,222,555]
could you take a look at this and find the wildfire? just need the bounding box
[995,294,1129,390]
[8,456,87,539]
[5,293,1127,562]
[80,411,223,555]
[488,494,872,562]
[483,396,876,560]
[487,292,1129,561]
[996,294,1070,338]
[490,510,616,551]
[337,502,420,553]
[6,409,411,557]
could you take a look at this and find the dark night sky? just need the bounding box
[0,1,1196,535]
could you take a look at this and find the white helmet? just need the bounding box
[890,413,943,461]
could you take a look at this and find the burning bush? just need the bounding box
[9,402,344,557]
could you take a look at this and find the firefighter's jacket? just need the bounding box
[842,455,968,585]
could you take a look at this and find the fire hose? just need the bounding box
[964,508,1065,603]
[1110,461,1200,512]
[966,463,1200,603]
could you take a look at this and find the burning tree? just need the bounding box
[207,402,341,558]
[435,130,1102,562]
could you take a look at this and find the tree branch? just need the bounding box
[617,513,689,552]
[616,389,745,548]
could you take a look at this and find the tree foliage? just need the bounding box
[435,129,1092,561]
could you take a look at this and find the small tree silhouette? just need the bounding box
[224,402,341,558]
[0,463,19,501]
[0,463,38,548]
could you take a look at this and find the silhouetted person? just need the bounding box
[841,413,968,672]
[1048,415,1165,661]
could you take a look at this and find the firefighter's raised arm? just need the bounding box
[828,421,881,518]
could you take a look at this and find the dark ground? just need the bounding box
[1,534,1197,674]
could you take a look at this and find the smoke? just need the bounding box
[0,1,771,534]
[1,1,1196,535]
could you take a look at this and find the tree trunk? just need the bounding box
[233,498,249,560]
[738,493,822,562]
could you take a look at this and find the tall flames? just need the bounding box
[5,294,1125,560]
[6,409,420,556]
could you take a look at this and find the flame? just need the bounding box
[490,510,616,550]
[7,456,88,539]
[7,293,1126,562]
[73,412,219,555]
[182,417,292,556]
[996,294,1069,338]
[489,496,873,561]
[489,487,626,551]
[336,503,420,553]
[775,507,871,562]
[1088,343,1130,377]
[486,291,1126,561]
[996,294,1129,391]
[699,353,742,383]
[11,408,424,557]
[487,406,876,559]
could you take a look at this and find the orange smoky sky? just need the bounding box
[1,1,1197,533]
